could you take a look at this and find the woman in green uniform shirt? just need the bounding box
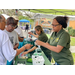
[22,25,52,62]
[35,16,74,65]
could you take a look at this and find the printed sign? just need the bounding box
[35,18,52,28]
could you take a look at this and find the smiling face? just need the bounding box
[52,19,62,32]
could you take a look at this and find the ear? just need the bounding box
[0,22,5,30]
[60,24,62,28]
[38,30,41,33]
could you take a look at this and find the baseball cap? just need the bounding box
[12,15,19,20]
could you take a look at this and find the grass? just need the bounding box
[70,37,75,65]
[72,53,75,65]
[70,37,75,46]
[46,34,50,38]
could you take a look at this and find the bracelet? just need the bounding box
[23,45,26,50]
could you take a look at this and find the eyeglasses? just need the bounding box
[51,24,60,27]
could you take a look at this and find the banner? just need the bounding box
[35,18,52,29]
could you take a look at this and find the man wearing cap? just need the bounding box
[12,15,26,50]
[12,15,24,42]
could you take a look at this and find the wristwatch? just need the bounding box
[35,45,38,47]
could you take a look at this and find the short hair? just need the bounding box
[6,17,16,26]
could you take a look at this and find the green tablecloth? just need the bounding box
[14,39,51,65]
[14,51,51,65]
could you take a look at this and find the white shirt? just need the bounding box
[0,30,17,65]
[14,26,23,37]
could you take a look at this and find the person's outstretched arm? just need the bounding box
[28,32,39,38]
[16,44,33,56]
[22,46,37,55]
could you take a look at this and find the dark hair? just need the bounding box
[35,25,44,33]
[15,20,18,25]
[6,17,16,26]
[54,16,69,28]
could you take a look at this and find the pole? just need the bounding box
[67,20,70,31]
[15,9,18,15]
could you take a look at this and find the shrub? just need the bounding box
[68,27,72,32]
[18,16,26,20]
[72,29,75,37]
[68,27,73,36]
[18,16,34,22]
[68,27,75,37]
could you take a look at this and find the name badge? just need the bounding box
[56,38,59,42]
[51,37,53,40]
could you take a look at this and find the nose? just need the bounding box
[52,26,54,29]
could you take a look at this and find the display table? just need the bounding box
[14,51,51,65]
[14,38,51,65]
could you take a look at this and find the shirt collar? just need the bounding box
[39,31,44,36]
[54,29,64,36]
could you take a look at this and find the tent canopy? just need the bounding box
[31,13,75,20]
[19,19,30,23]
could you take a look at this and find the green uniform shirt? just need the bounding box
[38,32,51,57]
[48,29,74,65]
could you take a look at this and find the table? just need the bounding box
[14,38,51,65]
[14,51,51,65]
